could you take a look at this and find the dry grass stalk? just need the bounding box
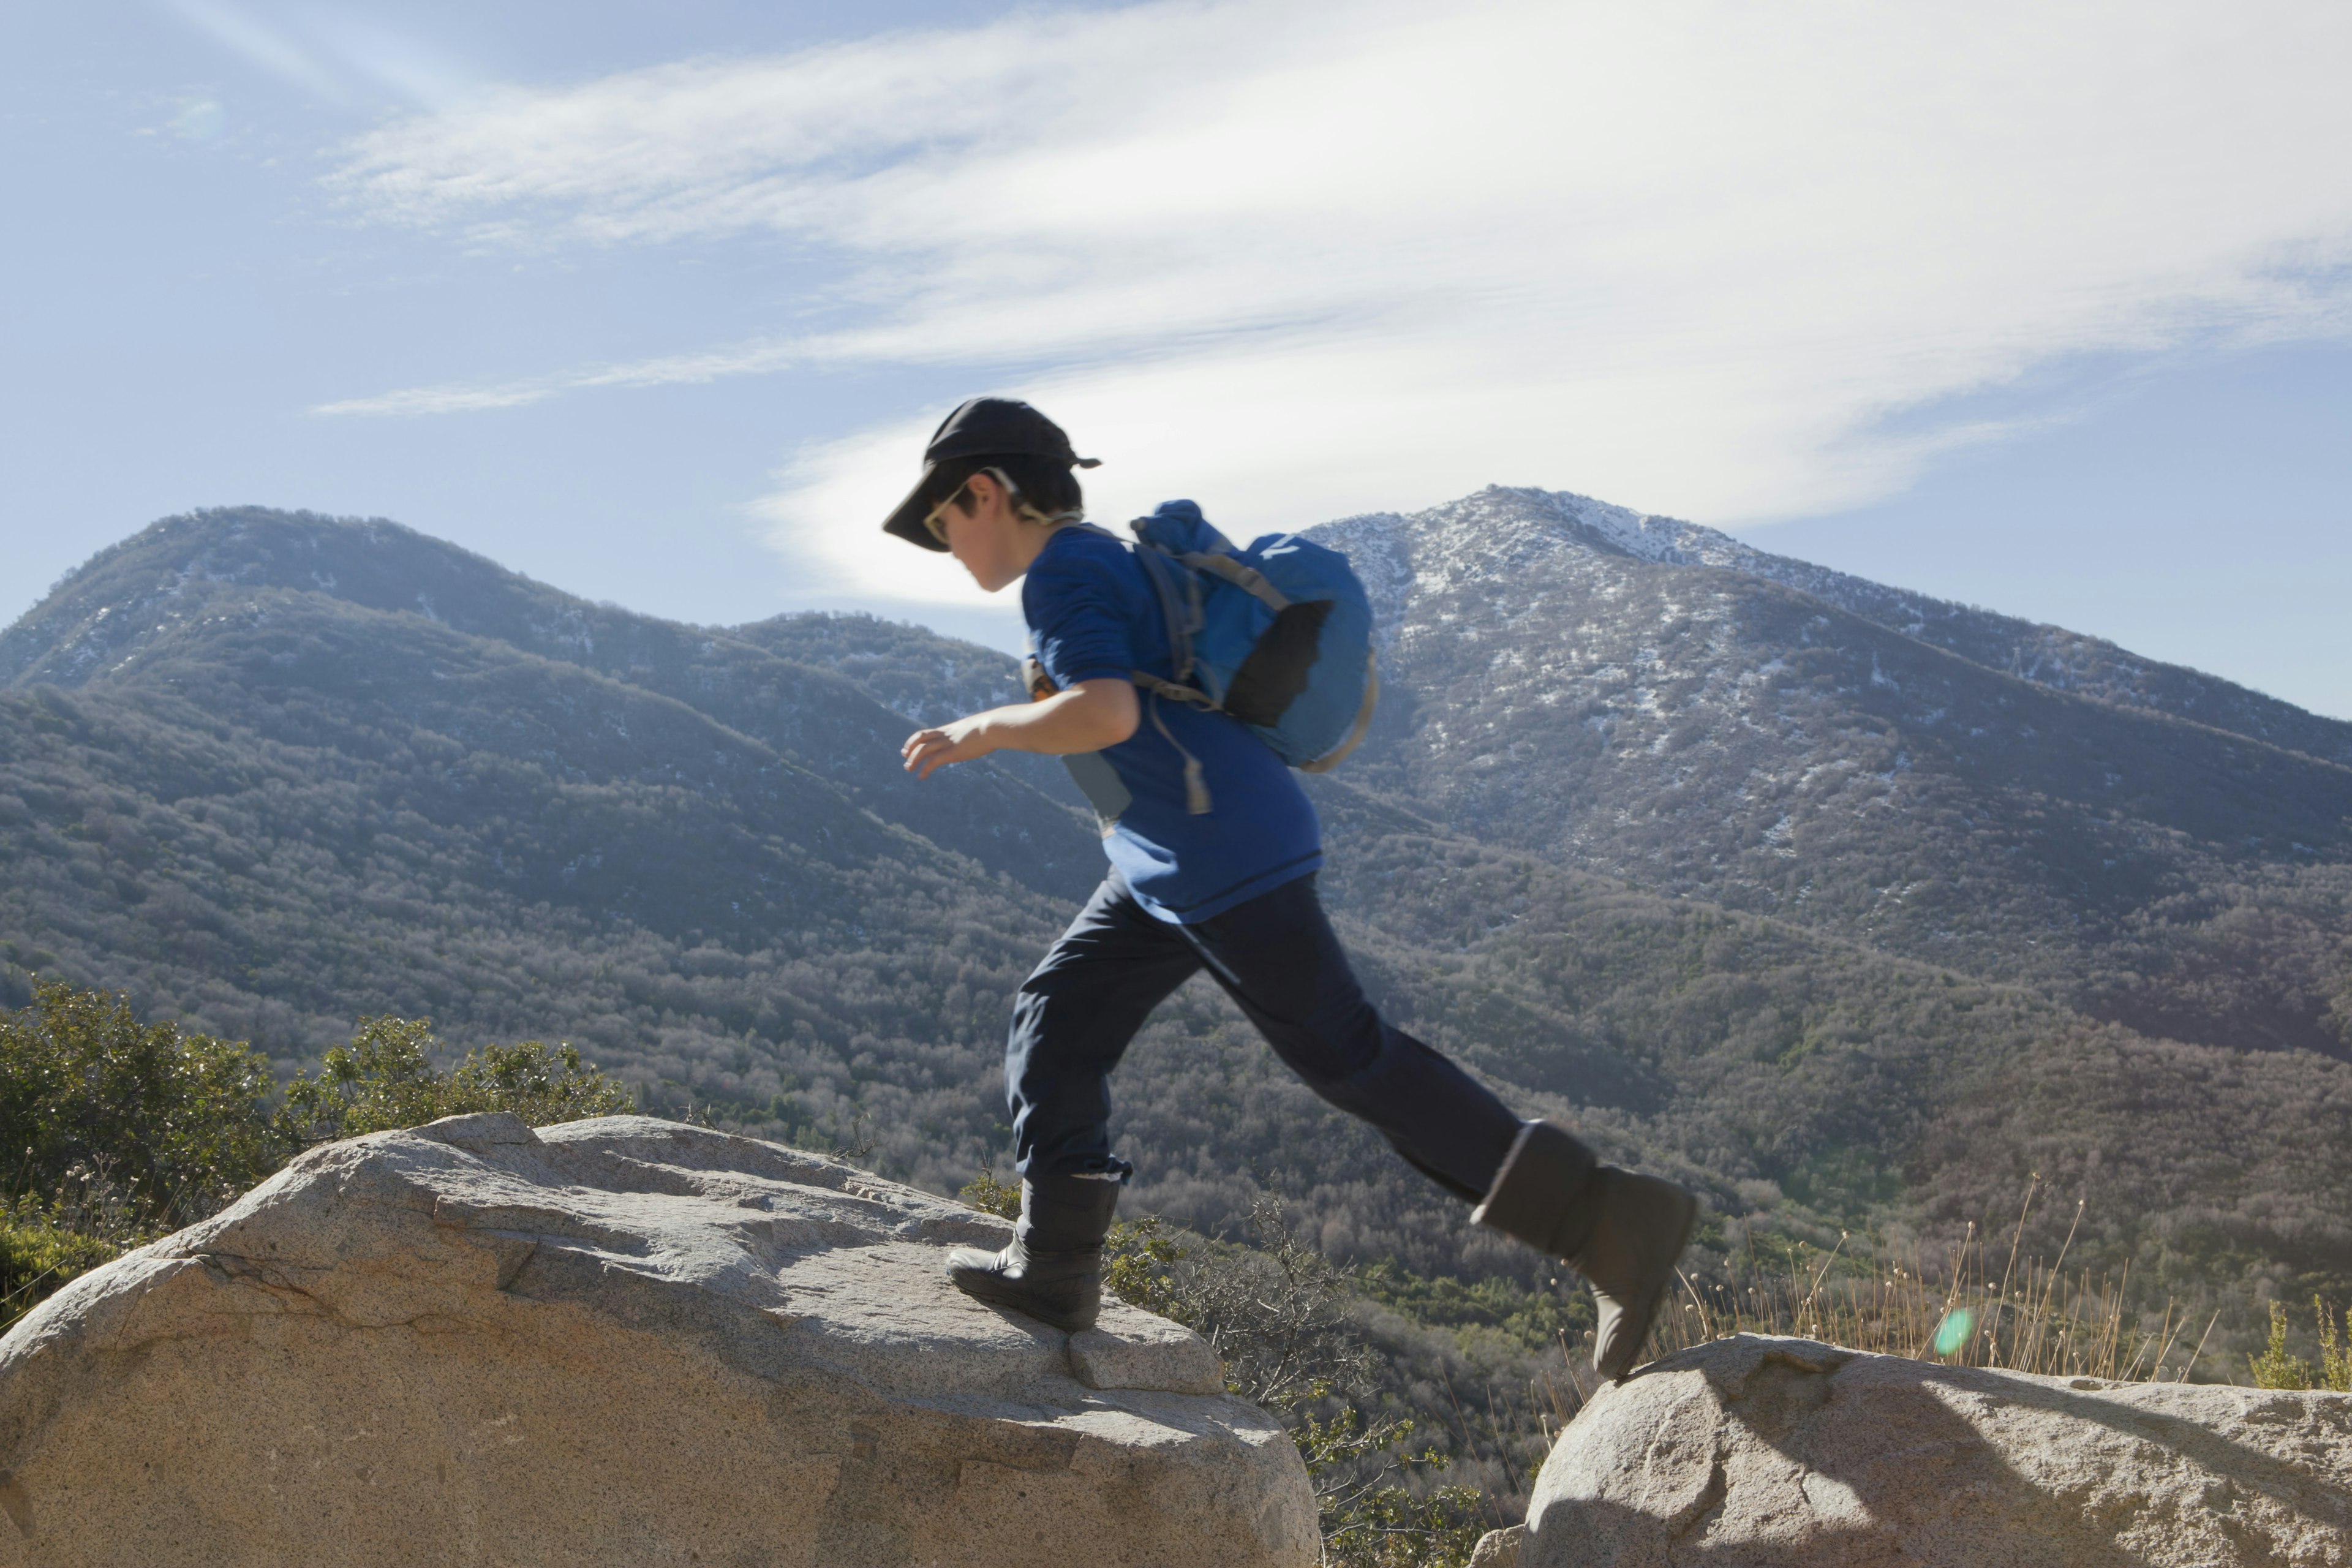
[1636,1191,2214,1384]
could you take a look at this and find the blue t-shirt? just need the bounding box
[1023,524,1321,922]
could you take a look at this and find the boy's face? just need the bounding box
[936,471,1035,593]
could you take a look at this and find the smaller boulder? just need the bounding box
[1524,1334,2352,1566]
[1468,1523,1523,1566]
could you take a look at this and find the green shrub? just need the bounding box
[956,1166,1020,1220]
[2,984,635,1331]
[1102,1213,1192,1324]
[2250,1297,2352,1392]
[1294,1400,1489,1568]
[2247,1302,2310,1389]
[2321,1298,2352,1393]
[0,1188,154,1333]
[0,979,282,1228]
[277,1016,632,1145]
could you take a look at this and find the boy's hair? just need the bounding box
[921,453,1084,526]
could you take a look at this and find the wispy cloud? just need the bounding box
[163,0,484,109]
[301,13,486,108]
[165,0,350,103]
[318,0,2352,608]
[313,336,809,417]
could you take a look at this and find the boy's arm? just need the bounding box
[902,679,1139,780]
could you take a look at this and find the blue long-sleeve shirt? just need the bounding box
[1023,523,1321,922]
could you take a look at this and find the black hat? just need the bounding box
[881,397,1101,551]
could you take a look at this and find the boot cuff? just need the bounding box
[1017,1172,1123,1253]
[1471,1121,1602,1257]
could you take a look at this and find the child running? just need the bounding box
[886,397,1696,1379]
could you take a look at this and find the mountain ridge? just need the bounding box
[1317,486,2352,766]
[1,507,1101,903]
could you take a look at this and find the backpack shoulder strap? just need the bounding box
[1176,551,1291,612]
[1125,532,1201,687]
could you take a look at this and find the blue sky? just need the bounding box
[5,1,2350,715]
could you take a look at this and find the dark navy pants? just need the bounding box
[1006,872,1524,1202]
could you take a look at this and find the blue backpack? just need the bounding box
[1109,500,1379,809]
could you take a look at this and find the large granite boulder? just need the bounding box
[1523,1334,2352,1566]
[0,1114,1317,1567]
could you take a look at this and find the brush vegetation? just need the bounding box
[0,979,630,1330]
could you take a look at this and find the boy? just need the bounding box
[886,398,1695,1379]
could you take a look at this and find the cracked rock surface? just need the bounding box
[1523,1334,2352,1566]
[0,1113,1313,1567]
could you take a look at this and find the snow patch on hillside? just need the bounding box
[1298,484,2352,767]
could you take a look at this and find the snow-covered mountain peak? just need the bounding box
[1413,485,1771,574]
[1297,483,2352,768]
[1303,486,1768,608]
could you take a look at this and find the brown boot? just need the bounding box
[1472,1122,1697,1380]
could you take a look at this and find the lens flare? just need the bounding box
[1933,1309,1975,1357]
[170,99,225,141]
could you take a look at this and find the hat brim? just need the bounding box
[881,464,952,551]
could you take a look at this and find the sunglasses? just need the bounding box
[921,467,1020,545]
[921,481,970,546]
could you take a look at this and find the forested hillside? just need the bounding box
[0,511,1101,903]
[5,502,2350,1330]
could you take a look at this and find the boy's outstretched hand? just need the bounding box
[902,716,998,779]
[902,678,1140,779]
